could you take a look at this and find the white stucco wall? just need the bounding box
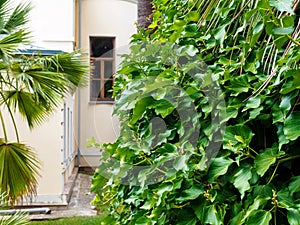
[28,0,75,52]
[28,0,75,204]
[1,0,76,205]
[77,0,137,167]
[2,0,137,204]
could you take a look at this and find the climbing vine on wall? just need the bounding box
[91,0,300,224]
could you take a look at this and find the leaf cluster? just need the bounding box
[91,0,300,224]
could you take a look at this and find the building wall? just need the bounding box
[1,0,137,204]
[29,0,76,204]
[2,0,76,205]
[28,0,75,51]
[77,0,137,167]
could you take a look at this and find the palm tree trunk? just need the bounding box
[138,0,152,29]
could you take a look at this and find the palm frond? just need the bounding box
[0,29,30,60]
[0,192,30,225]
[0,193,29,225]
[0,139,40,204]
[0,51,88,129]
[0,0,12,32]
[45,51,89,89]
[3,2,31,33]
[0,211,29,225]
[2,90,53,128]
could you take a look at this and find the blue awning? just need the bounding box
[15,45,63,56]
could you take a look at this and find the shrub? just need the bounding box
[91,0,300,224]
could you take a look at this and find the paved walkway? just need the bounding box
[30,173,97,220]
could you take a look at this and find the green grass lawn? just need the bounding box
[29,215,104,225]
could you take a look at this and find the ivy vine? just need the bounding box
[90,0,300,224]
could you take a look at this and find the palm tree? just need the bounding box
[0,0,87,204]
[137,0,153,29]
[0,193,30,225]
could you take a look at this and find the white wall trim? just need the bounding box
[16,194,68,206]
[118,0,137,4]
[80,151,102,156]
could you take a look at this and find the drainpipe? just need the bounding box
[77,0,82,168]
[0,208,51,215]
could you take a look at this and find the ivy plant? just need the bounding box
[91,0,300,224]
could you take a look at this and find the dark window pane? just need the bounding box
[91,80,101,99]
[92,61,101,78]
[104,80,113,98]
[89,36,115,102]
[104,61,113,78]
[90,37,114,57]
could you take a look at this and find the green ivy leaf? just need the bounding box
[226,75,250,95]
[150,99,175,118]
[230,209,245,225]
[156,182,173,197]
[173,155,188,171]
[246,210,272,225]
[176,184,203,202]
[232,165,252,198]
[288,175,300,194]
[177,217,197,225]
[181,45,199,57]
[135,216,152,225]
[249,106,263,120]
[140,196,156,210]
[279,92,298,113]
[186,11,200,22]
[208,157,234,181]
[220,106,238,123]
[130,97,154,125]
[223,125,253,152]
[205,205,223,225]
[99,215,116,225]
[269,0,294,14]
[274,35,290,49]
[170,19,186,31]
[277,188,293,208]
[244,62,257,74]
[243,96,261,111]
[273,26,294,34]
[214,24,228,47]
[284,111,300,141]
[250,22,264,47]
[241,195,270,223]
[282,70,300,94]
[276,123,289,150]
[254,147,278,176]
[287,208,300,225]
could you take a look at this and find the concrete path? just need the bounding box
[30,173,97,220]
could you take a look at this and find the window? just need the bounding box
[90,37,115,102]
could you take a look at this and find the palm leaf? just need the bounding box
[1,90,53,128]
[0,0,12,32]
[1,52,88,129]
[0,193,29,225]
[44,52,89,89]
[0,29,30,60]
[0,139,40,204]
[2,2,31,33]
[0,211,30,225]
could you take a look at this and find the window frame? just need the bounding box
[89,36,116,103]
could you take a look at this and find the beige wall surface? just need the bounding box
[1,0,76,205]
[77,0,137,167]
[28,0,75,52]
[0,107,64,203]
[2,0,137,203]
